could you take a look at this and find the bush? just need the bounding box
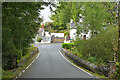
[37,37,42,42]
[64,31,69,37]
[75,27,118,65]
[115,62,120,78]
[58,26,64,30]
[62,42,74,49]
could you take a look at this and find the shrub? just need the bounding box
[62,42,74,49]
[64,31,69,37]
[115,62,120,78]
[59,26,64,30]
[75,27,118,65]
[37,37,42,42]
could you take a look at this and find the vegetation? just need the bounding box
[50,2,82,30]
[62,42,74,49]
[37,37,42,42]
[64,31,69,38]
[115,62,120,78]
[77,2,116,37]
[43,22,66,33]
[59,2,120,78]
[2,2,52,69]
[64,27,117,65]
[2,46,39,79]
[2,1,120,79]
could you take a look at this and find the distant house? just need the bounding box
[37,25,44,38]
[51,33,64,38]
[41,32,51,43]
[37,28,44,37]
[36,25,51,43]
[70,19,91,40]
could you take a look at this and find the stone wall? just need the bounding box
[60,48,109,77]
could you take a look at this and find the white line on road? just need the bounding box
[59,49,92,76]
[59,49,101,80]
[19,73,22,76]
[14,51,41,80]
[25,51,41,70]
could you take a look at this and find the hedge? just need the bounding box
[62,42,74,49]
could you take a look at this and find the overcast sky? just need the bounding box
[40,6,54,24]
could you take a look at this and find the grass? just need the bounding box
[2,47,39,79]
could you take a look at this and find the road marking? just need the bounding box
[59,49,92,76]
[59,49,101,80]
[14,51,41,80]
[23,70,25,73]
[25,51,41,70]
[19,73,22,76]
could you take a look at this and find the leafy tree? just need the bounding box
[50,2,82,30]
[2,2,50,69]
[77,2,116,37]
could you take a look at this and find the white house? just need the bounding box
[36,25,51,43]
[51,33,64,38]
[36,24,44,38]
[41,32,51,43]
[70,19,91,40]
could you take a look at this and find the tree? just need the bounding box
[2,2,51,69]
[77,2,115,37]
[50,2,82,30]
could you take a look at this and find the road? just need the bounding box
[20,43,97,78]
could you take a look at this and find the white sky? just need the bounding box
[40,6,53,24]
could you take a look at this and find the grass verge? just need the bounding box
[2,48,39,79]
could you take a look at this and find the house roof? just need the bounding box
[39,28,44,32]
[70,22,81,29]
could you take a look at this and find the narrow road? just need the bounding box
[20,43,97,78]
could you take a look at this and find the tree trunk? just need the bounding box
[11,55,17,68]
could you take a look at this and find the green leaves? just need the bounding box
[77,2,116,37]
[2,2,50,69]
[50,2,82,30]
[75,27,118,65]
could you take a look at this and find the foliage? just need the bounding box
[76,2,116,37]
[50,2,82,30]
[2,2,51,69]
[43,22,54,32]
[37,37,42,42]
[75,27,118,65]
[17,47,38,64]
[115,62,120,78]
[62,42,74,49]
[2,47,39,79]
[64,31,69,37]
[43,22,66,32]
